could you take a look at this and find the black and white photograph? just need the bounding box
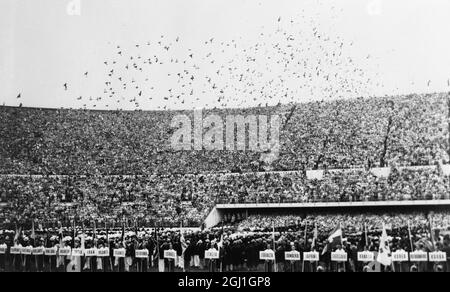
[1,0,450,278]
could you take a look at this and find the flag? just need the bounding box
[58,223,64,246]
[376,223,392,266]
[407,221,414,251]
[80,233,85,250]
[14,225,22,244]
[311,222,318,251]
[415,237,434,252]
[322,223,342,255]
[217,221,224,250]
[31,220,36,240]
[180,230,187,252]
[429,215,436,251]
[360,222,368,249]
[217,234,224,250]
[180,221,187,252]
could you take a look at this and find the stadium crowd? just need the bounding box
[0,93,448,175]
[0,93,450,272]
[1,165,449,226]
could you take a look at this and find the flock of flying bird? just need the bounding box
[14,12,450,111]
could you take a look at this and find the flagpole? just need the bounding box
[340,222,344,272]
[32,220,38,272]
[302,220,308,272]
[364,222,368,249]
[220,220,224,272]
[429,214,437,271]
[155,222,160,271]
[272,221,277,272]
[407,221,414,252]
[429,214,435,250]
[313,221,318,272]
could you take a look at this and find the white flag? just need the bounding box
[376,223,392,266]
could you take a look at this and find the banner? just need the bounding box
[441,164,450,176]
[303,251,319,262]
[113,248,126,258]
[306,170,324,180]
[10,247,22,254]
[59,247,72,256]
[21,247,32,255]
[85,248,97,257]
[370,167,391,178]
[97,248,110,257]
[331,250,347,262]
[205,249,220,259]
[357,251,374,262]
[409,251,428,262]
[32,247,44,255]
[259,249,275,260]
[135,250,149,259]
[71,248,84,257]
[44,247,57,256]
[164,249,177,259]
[429,251,446,262]
[392,250,408,262]
[284,251,301,261]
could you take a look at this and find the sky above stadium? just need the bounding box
[0,0,450,110]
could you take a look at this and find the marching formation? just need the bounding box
[1,211,449,272]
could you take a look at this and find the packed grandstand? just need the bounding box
[1,92,450,272]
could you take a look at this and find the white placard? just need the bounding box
[370,167,391,178]
[409,251,428,262]
[164,249,177,259]
[135,250,149,259]
[306,170,324,180]
[58,247,72,256]
[205,249,220,259]
[44,247,57,256]
[32,247,44,255]
[259,249,275,260]
[0,247,6,254]
[97,248,110,257]
[284,251,301,261]
[21,247,33,255]
[331,250,348,262]
[71,248,84,257]
[392,250,408,262]
[113,248,126,258]
[303,251,319,261]
[10,247,22,254]
[429,251,446,262]
[357,251,374,262]
[85,248,97,257]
